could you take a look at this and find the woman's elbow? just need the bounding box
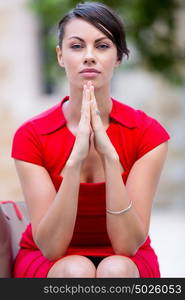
[114,246,138,257]
[42,248,66,261]
[113,234,147,257]
[34,234,66,261]
[37,239,68,261]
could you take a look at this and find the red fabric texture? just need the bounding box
[11,96,170,278]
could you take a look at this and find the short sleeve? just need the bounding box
[136,112,170,160]
[11,121,44,166]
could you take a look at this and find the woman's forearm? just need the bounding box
[35,159,82,260]
[103,155,146,256]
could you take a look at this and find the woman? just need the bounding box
[11,2,170,278]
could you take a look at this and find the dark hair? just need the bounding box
[58,1,129,61]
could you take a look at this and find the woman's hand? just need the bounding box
[69,84,92,163]
[69,81,118,164]
[89,82,118,160]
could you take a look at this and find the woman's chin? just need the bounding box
[81,80,103,89]
[82,79,96,85]
[71,79,103,90]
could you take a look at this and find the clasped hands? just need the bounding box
[76,80,118,162]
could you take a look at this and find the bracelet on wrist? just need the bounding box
[106,200,132,215]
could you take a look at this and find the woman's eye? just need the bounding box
[97,44,109,49]
[70,44,110,50]
[71,44,83,49]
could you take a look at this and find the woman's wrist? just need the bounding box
[100,153,119,173]
[66,158,82,169]
[61,157,82,180]
[101,151,119,166]
[66,156,83,169]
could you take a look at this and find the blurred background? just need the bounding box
[0,0,185,277]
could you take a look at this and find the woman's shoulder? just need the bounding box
[113,99,170,160]
[14,96,68,136]
[112,98,162,129]
[11,97,68,165]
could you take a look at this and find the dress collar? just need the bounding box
[32,96,138,134]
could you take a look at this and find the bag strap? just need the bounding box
[0,200,23,221]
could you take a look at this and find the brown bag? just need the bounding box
[0,201,29,277]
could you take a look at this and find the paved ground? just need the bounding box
[149,209,185,278]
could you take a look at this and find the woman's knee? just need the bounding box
[47,255,96,278]
[96,255,140,278]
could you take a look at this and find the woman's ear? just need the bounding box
[115,58,121,68]
[56,45,65,67]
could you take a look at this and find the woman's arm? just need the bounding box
[88,82,169,256]
[102,141,168,256]
[13,84,92,261]
[15,158,82,261]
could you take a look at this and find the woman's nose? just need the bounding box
[84,57,96,64]
[84,48,96,64]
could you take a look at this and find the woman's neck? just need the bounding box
[63,84,112,127]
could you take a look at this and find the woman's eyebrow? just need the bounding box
[68,36,109,42]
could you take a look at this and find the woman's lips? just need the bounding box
[79,72,100,78]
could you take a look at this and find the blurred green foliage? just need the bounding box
[29,0,185,93]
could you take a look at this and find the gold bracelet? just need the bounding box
[106,200,132,215]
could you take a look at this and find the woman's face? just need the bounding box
[56,18,120,89]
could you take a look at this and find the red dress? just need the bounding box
[11,96,170,278]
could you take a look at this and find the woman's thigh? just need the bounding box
[47,255,96,278]
[96,255,140,278]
